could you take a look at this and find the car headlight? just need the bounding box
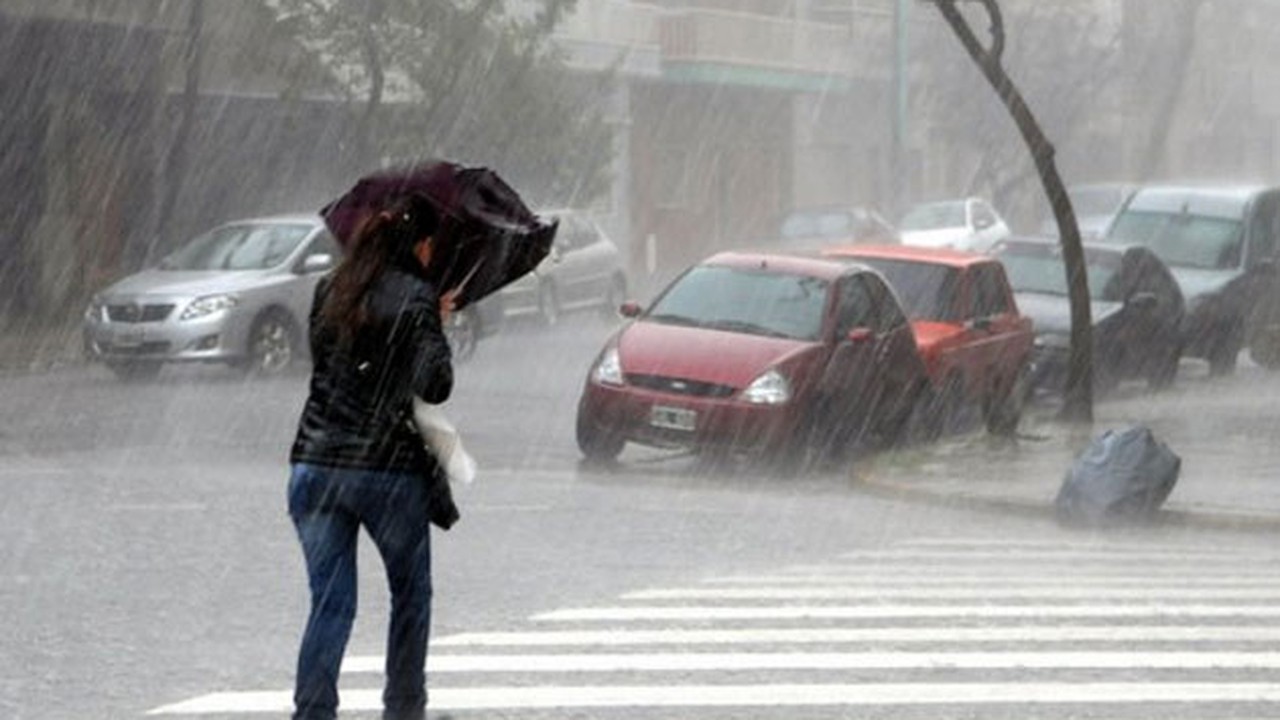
[180,294,239,321]
[741,369,791,405]
[592,347,624,386]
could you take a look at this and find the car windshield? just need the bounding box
[646,265,829,341]
[159,223,313,271]
[998,244,1122,301]
[900,201,965,231]
[781,210,855,239]
[854,258,960,322]
[1105,210,1243,270]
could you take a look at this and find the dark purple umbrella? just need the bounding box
[321,159,558,309]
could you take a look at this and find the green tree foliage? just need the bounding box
[272,0,614,206]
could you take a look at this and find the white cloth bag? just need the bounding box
[411,397,477,486]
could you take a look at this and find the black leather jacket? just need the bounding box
[290,267,458,528]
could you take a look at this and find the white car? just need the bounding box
[899,197,1011,254]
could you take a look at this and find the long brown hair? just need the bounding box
[321,194,440,345]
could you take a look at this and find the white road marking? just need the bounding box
[148,682,1280,714]
[335,650,1280,674]
[625,586,1280,601]
[836,549,1271,562]
[535,603,1280,621]
[708,572,1280,584]
[431,625,1280,647]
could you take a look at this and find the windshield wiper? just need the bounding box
[708,319,792,339]
[648,312,702,327]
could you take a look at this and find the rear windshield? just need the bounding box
[853,257,960,322]
[646,265,829,341]
[1106,210,1243,270]
[160,223,313,271]
[997,244,1123,301]
[900,201,965,231]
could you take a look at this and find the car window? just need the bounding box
[973,203,998,229]
[865,274,908,332]
[853,257,960,322]
[558,215,597,251]
[997,243,1122,302]
[305,230,340,259]
[900,201,966,231]
[159,223,313,271]
[646,265,829,341]
[1106,209,1244,270]
[833,276,876,337]
[971,264,1011,317]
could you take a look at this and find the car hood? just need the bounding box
[900,228,972,249]
[618,320,815,389]
[1167,266,1236,301]
[1013,292,1123,336]
[99,269,278,300]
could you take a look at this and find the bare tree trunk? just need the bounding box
[154,0,204,260]
[928,0,1094,423]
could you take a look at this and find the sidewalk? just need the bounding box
[856,366,1280,532]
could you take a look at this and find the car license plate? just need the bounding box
[650,405,696,432]
[114,329,146,347]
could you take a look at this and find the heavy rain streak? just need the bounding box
[8,1,1280,719]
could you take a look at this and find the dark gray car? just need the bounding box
[83,215,338,380]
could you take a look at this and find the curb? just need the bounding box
[853,474,1280,534]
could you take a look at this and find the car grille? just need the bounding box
[626,374,737,398]
[107,304,175,323]
[103,341,171,356]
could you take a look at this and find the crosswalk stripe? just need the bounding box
[707,573,1280,585]
[625,586,1280,600]
[148,682,1280,714]
[335,650,1280,674]
[431,626,1280,647]
[836,549,1279,562]
[536,604,1280,621]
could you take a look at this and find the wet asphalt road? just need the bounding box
[3,314,1280,719]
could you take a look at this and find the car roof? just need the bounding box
[1125,183,1277,218]
[821,243,992,269]
[705,250,867,281]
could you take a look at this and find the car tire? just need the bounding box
[445,307,479,362]
[601,275,627,320]
[242,310,298,377]
[538,282,560,327]
[984,365,1027,437]
[106,360,162,382]
[1208,321,1243,376]
[575,409,624,464]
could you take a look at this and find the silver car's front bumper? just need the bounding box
[83,306,254,364]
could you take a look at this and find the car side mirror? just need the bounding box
[846,327,874,344]
[1128,291,1158,311]
[619,301,643,318]
[302,253,334,274]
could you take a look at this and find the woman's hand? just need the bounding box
[440,287,461,325]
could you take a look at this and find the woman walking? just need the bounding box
[287,193,458,720]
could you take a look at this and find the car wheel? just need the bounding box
[106,360,162,382]
[538,282,560,326]
[922,373,963,441]
[601,275,627,320]
[984,365,1027,437]
[243,311,297,376]
[1248,302,1280,369]
[1208,322,1243,376]
[575,409,624,464]
[445,307,479,362]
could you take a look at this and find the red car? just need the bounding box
[822,245,1034,436]
[575,251,928,465]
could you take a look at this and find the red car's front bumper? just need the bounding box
[577,379,806,454]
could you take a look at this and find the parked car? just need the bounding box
[994,237,1184,393]
[776,205,899,250]
[83,215,338,380]
[574,251,928,465]
[472,209,627,333]
[1038,182,1138,240]
[823,244,1033,436]
[898,197,1011,253]
[1100,184,1280,374]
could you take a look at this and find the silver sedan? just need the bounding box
[83,215,338,380]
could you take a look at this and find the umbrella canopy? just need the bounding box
[321,159,558,309]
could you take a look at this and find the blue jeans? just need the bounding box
[288,463,433,720]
